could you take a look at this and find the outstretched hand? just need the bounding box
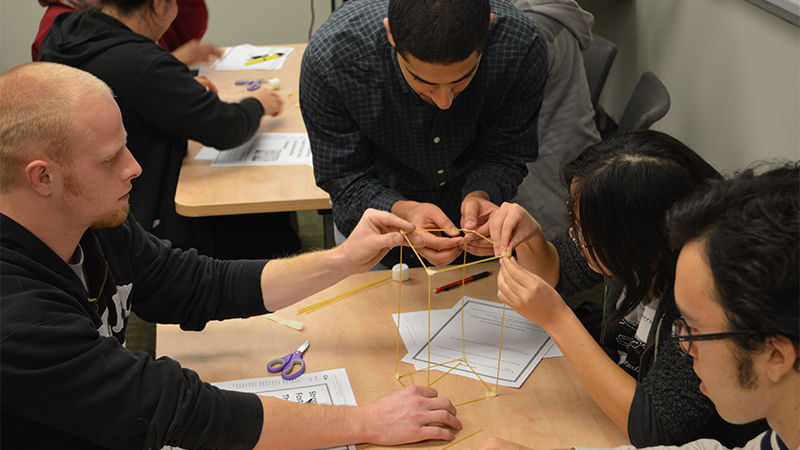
[360,385,462,445]
[338,208,421,272]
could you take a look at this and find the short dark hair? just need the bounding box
[561,130,720,324]
[97,0,156,15]
[387,0,490,64]
[667,162,800,370]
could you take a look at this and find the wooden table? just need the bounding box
[175,43,334,244]
[157,263,630,449]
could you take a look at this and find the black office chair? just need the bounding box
[581,33,618,109]
[617,71,671,131]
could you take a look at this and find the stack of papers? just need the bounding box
[393,297,561,388]
[210,45,295,71]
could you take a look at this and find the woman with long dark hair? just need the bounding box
[489,130,767,446]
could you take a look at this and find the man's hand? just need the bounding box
[254,385,461,450]
[470,437,535,450]
[337,208,420,273]
[359,385,462,445]
[487,202,541,257]
[170,39,224,66]
[392,200,464,267]
[461,191,499,256]
[260,209,417,312]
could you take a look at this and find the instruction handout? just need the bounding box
[165,368,357,450]
[393,297,557,388]
[196,133,312,167]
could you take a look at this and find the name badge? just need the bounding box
[635,304,658,343]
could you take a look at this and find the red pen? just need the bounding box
[435,271,494,293]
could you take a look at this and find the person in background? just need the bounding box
[32,0,220,66]
[509,0,601,240]
[38,0,301,260]
[300,0,548,268]
[488,130,768,446]
[473,162,799,450]
[0,61,461,450]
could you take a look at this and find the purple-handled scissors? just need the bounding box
[235,78,264,91]
[268,340,309,380]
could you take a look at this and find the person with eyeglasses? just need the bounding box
[474,162,799,450]
[483,130,768,446]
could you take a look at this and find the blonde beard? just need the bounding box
[63,168,130,229]
[92,203,130,229]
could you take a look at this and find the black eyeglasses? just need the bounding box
[671,317,763,356]
[569,225,597,250]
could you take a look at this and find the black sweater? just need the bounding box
[39,11,264,253]
[0,213,269,449]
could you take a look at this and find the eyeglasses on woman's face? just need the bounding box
[671,317,763,356]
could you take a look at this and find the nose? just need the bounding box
[430,85,454,110]
[122,146,142,180]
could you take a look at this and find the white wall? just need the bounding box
[201,0,338,47]
[2,0,798,172]
[581,0,800,173]
[0,0,337,72]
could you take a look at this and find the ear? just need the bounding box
[764,335,798,384]
[384,18,396,48]
[489,12,495,27]
[25,159,55,197]
[151,0,169,18]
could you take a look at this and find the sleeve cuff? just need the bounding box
[221,390,264,450]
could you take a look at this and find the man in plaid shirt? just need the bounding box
[300,0,547,267]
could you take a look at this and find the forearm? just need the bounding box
[252,398,367,450]
[259,248,355,312]
[545,308,636,434]
[516,236,560,288]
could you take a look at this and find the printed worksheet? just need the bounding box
[196,133,312,167]
[165,368,357,450]
[395,297,555,388]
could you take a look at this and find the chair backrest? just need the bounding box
[581,33,618,108]
[618,71,671,131]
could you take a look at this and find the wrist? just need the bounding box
[465,190,490,202]
[391,200,417,220]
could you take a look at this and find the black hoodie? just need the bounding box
[39,11,264,253]
[0,213,268,449]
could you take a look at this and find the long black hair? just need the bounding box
[561,130,719,325]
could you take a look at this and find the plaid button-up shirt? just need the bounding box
[300,0,547,236]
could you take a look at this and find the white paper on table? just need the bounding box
[210,45,295,71]
[164,368,356,450]
[197,133,313,167]
[394,297,554,388]
[393,307,562,359]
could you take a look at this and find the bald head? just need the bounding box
[0,62,113,193]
